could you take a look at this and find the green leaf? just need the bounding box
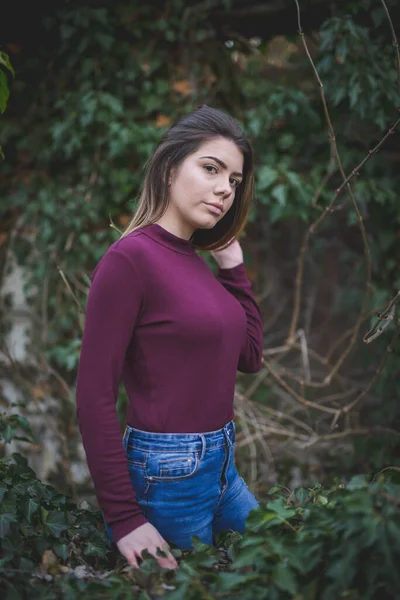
[0,512,17,538]
[295,488,309,505]
[0,552,14,568]
[286,171,302,189]
[271,184,287,206]
[3,581,23,600]
[316,494,328,505]
[268,485,286,495]
[262,511,281,525]
[230,545,262,569]
[0,481,8,503]
[273,563,298,595]
[269,203,284,223]
[53,543,69,561]
[21,497,40,523]
[266,497,296,519]
[1,490,17,513]
[45,511,68,537]
[216,571,259,591]
[346,475,368,491]
[0,71,9,114]
[14,416,34,435]
[349,82,361,108]
[19,557,36,571]
[257,165,278,191]
[0,51,14,76]
[1,424,16,443]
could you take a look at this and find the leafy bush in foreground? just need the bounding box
[1,445,400,600]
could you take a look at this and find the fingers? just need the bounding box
[117,525,178,571]
[127,553,139,568]
[148,544,179,570]
[126,545,177,570]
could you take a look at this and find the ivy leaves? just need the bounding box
[1,444,400,598]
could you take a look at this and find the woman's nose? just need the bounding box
[215,180,231,195]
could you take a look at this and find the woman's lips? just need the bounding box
[204,203,222,215]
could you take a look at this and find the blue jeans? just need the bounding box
[103,420,259,550]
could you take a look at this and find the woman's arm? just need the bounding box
[210,240,264,373]
[75,244,148,543]
[217,262,264,373]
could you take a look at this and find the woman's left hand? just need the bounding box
[209,239,244,269]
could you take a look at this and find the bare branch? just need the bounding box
[344,320,400,414]
[363,291,400,343]
[262,357,339,416]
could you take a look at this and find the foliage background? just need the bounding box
[1,0,400,595]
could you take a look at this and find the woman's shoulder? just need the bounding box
[91,230,148,281]
[109,228,148,256]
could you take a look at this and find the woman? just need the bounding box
[75,104,264,571]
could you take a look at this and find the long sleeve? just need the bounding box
[75,246,148,543]
[217,262,263,373]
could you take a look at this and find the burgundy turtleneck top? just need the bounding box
[75,223,263,542]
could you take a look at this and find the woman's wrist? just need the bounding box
[217,260,244,270]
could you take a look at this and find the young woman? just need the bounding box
[75,104,264,571]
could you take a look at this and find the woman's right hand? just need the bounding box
[116,522,179,570]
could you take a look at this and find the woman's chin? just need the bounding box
[196,213,221,228]
[195,220,219,231]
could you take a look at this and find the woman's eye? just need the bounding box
[204,165,240,188]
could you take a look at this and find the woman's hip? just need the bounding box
[123,419,236,510]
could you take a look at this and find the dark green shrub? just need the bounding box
[1,422,400,600]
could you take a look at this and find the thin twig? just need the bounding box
[290,0,400,389]
[380,0,400,96]
[297,328,311,382]
[296,426,400,449]
[311,148,336,208]
[363,291,400,343]
[287,115,400,347]
[343,319,400,414]
[262,357,339,416]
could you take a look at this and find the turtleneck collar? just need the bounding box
[140,223,196,256]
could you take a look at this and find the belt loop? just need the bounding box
[199,434,206,460]
[230,420,235,441]
[122,425,129,451]
[223,423,232,447]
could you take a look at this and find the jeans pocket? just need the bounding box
[147,450,200,481]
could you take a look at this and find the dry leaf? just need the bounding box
[118,214,131,227]
[156,113,172,127]
[31,384,46,401]
[172,80,191,95]
[40,549,59,574]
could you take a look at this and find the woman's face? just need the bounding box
[163,136,244,239]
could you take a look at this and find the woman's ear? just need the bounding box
[168,167,176,186]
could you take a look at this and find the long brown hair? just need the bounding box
[118,104,255,251]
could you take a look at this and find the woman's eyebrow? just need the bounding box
[199,155,243,178]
